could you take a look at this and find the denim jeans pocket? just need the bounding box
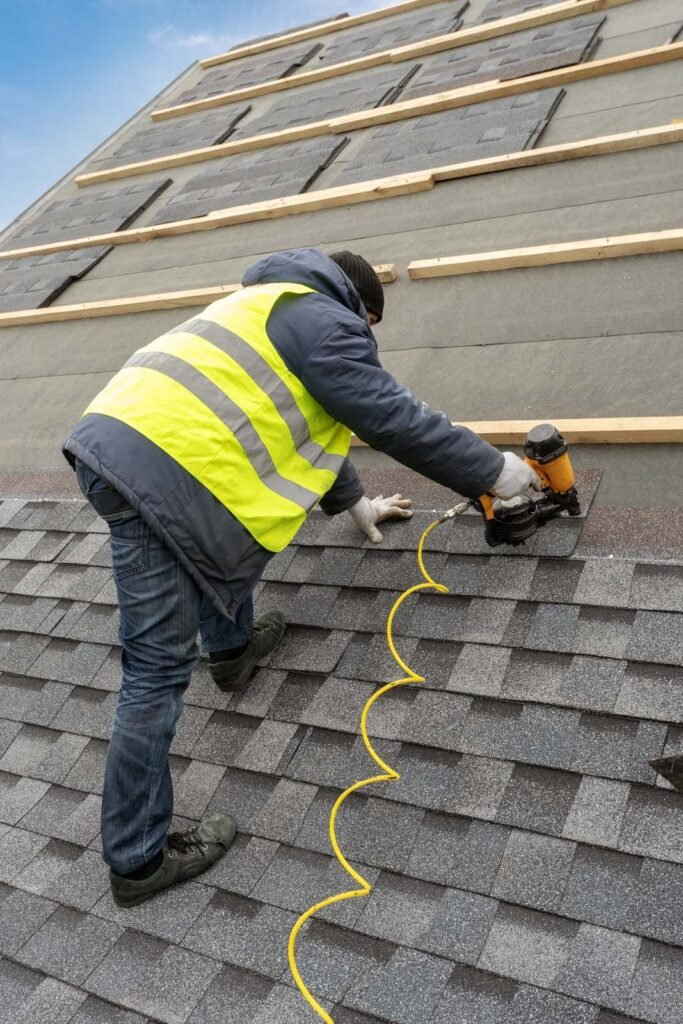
[110,515,149,580]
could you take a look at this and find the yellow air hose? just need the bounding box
[287,501,471,1022]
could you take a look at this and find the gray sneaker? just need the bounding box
[209,610,286,691]
[110,813,237,908]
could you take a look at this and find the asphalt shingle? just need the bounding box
[299,789,425,875]
[0,771,51,825]
[63,738,109,795]
[0,629,49,674]
[0,725,89,783]
[492,830,576,912]
[15,904,123,985]
[199,833,278,896]
[407,813,509,893]
[357,872,498,964]
[630,564,683,613]
[448,643,511,697]
[19,785,101,846]
[270,627,351,674]
[85,929,222,1024]
[442,754,514,820]
[287,919,394,1004]
[29,638,111,686]
[496,764,582,836]
[93,879,213,944]
[619,786,683,864]
[0,673,72,725]
[429,964,518,1024]
[562,777,630,847]
[250,844,376,926]
[185,963,275,1024]
[560,845,643,932]
[574,560,636,609]
[478,904,579,987]
[627,611,683,667]
[0,960,86,1024]
[70,995,153,1024]
[615,663,683,724]
[343,946,453,1024]
[0,883,56,955]
[555,923,641,1012]
[627,941,683,1024]
[182,890,297,978]
[625,858,683,946]
[0,825,50,883]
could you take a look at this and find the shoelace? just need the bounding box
[167,829,205,855]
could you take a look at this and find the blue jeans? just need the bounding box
[75,461,253,875]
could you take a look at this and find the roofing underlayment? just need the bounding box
[0,0,682,1021]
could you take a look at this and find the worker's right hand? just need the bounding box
[491,452,542,500]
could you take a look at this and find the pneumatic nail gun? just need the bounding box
[475,423,581,547]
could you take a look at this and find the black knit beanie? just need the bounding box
[329,251,384,322]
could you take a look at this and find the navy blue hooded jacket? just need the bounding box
[247,247,503,506]
[65,247,503,615]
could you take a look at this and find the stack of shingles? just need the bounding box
[173,42,326,106]
[311,0,467,67]
[0,179,171,313]
[85,105,252,172]
[0,486,681,1024]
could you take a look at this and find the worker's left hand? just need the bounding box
[349,494,413,543]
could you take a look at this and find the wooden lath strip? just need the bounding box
[0,265,398,328]
[407,229,683,278]
[200,0,450,67]
[75,41,683,186]
[153,0,632,120]
[2,124,680,262]
[350,417,683,444]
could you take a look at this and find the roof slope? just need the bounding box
[0,479,681,1024]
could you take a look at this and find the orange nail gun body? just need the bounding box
[476,424,581,547]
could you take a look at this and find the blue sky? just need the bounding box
[1,0,367,231]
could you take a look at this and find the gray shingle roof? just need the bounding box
[0,487,681,1024]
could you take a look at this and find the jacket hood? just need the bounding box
[242,247,365,318]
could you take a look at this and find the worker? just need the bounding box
[63,247,540,908]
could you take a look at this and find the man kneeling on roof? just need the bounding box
[62,247,540,907]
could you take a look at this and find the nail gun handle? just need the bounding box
[478,494,495,520]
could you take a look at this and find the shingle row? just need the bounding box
[266,547,682,614]
[284,731,683,863]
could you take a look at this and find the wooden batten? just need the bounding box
[407,229,683,278]
[350,418,683,445]
[0,265,397,328]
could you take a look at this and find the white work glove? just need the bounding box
[349,494,413,543]
[491,452,542,500]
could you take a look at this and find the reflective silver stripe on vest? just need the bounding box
[170,317,346,477]
[125,350,322,510]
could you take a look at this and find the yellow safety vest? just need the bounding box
[83,282,351,551]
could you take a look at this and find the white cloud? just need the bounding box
[175,31,213,46]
